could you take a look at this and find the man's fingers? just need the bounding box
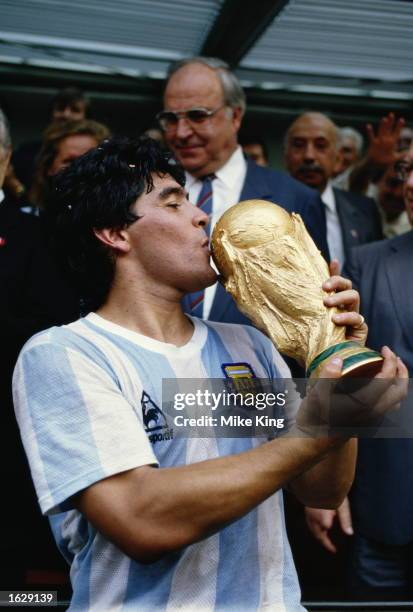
[397,356,409,379]
[317,530,337,554]
[375,346,398,379]
[305,508,335,532]
[323,275,352,293]
[378,113,391,136]
[331,311,365,329]
[328,260,341,277]
[337,498,353,535]
[374,374,409,417]
[324,289,359,311]
[305,509,338,554]
[366,123,374,144]
[318,357,343,379]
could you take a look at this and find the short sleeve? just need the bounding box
[13,337,158,515]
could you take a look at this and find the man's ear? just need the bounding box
[93,226,130,254]
[232,106,243,133]
[333,149,344,176]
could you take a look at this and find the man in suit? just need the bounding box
[284,112,383,270]
[0,107,77,589]
[158,56,329,324]
[306,146,413,600]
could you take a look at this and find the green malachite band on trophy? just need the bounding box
[306,341,365,377]
[340,351,384,373]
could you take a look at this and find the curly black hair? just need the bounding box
[53,136,185,310]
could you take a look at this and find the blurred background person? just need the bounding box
[30,119,110,217]
[284,112,382,269]
[333,126,364,190]
[4,87,90,204]
[239,132,269,166]
[397,125,413,152]
[375,152,412,238]
[306,143,413,602]
[0,105,80,592]
[338,127,364,173]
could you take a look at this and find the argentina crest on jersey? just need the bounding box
[221,362,259,395]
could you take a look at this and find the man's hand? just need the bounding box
[305,497,353,553]
[365,112,405,169]
[297,346,408,435]
[322,261,367,346]
[348,113,405,193]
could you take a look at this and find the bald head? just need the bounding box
[284,112,341,193]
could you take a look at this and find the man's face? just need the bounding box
[402,149,413,226]
[126,173,217,293]
[52,101,86,122]
[242,143,268,167]
[163,63,242,178]
[377,160,405,220]
[284,115,340,193]
[48,134,98,176]
[339,137,359,172]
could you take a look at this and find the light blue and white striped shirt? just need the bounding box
[13,313,304,611]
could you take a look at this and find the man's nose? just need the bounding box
[192,202,209,229]
[303,143,315,160]
[176,117,194,139]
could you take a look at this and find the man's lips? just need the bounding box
[201,237,211,255]
[298,167,322,175]
[175,143,203,152]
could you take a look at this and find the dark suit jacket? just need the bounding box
[0,196,79,377]
[344,232,413,545]
[333,187,383,263]
[184,160,329,325]
[0,195,79,559]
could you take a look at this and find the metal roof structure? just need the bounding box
[0,0,412,120]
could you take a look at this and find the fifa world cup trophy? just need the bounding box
[211,200,383,377]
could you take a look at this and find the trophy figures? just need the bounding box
[211,199,383,378]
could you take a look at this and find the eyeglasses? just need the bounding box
[156,105,226,131]
[394,160,413,182]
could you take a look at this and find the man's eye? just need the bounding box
[187,110,209,122]
[167,203,180,209]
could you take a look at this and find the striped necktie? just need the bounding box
[188,174,215,318]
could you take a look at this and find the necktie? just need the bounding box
[188,175,215,318]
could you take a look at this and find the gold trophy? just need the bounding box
[211,199,383,378]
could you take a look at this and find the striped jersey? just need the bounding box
[13,313,304,611]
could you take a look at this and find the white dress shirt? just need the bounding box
[0,189,4,205]
[321,181,345,268]
[185,146,247,318]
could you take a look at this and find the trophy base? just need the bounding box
[307,341,383,378]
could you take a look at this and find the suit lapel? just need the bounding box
[240,160,273,201]
[384,233,413,350]
[334,188,360,257]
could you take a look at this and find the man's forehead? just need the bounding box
[289,118,336,145]
[164,64,223,104]
[150,172,186,193]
